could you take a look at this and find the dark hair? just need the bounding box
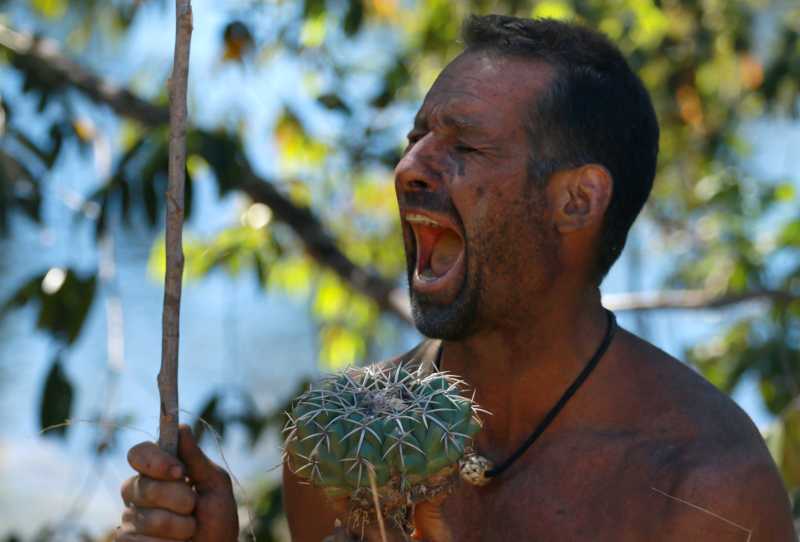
[462,15,659,281]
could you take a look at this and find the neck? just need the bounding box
[439,286,609,458]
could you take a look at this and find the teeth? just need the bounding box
[419,269,437,281]
[405,214,442,228]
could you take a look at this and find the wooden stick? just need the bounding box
[158,0,193,456]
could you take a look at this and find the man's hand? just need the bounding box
[321,493,452,542]
[410,495,452,542]
[116,424,239,542]
[284,459,453,542]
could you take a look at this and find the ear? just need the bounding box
[547,164,613,234]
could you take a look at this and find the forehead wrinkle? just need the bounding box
[415,98,490,135]
[426,88,490,105]
[437,110,482,133]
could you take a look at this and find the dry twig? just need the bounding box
[366,464,389,542]
[158,0,193,456]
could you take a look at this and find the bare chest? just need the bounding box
[439,433,674,541]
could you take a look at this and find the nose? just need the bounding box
[394,134,444,196]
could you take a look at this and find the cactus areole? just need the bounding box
[283,364,486,532]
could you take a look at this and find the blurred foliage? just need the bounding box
[2,268,97,345]
[39,354,74,438]
[1,0,800,539]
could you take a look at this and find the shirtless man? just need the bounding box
[117,15,797,542]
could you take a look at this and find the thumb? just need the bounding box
[411,495,452,542]
[177,424,230,492]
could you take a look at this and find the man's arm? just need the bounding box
[283,461,452,541]
[283,463,343,541]
[652,450,796,541]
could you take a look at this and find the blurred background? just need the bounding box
[0,0,798,540]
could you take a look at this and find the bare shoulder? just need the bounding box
[646,442,797,541]
[282,462,342,541]
[611,328,766,445]
[610,330,796,540]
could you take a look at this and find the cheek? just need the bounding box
[471,195,492,226]
[472,196,554,271]
[451,152,467,178]
[450,169,503,225]
[452,160,534,254]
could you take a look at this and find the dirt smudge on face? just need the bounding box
[452,151,467,178]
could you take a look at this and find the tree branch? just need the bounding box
[0,24,169,126]
[0,22,411,323]
[237,163,411,319]
[601,289,797,312]
[2,23,796,319]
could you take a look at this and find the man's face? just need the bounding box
[395,51,561,340]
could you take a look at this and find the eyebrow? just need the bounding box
[411,110,484,134]
[442,113,482,132]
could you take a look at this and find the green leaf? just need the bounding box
[238,412,269,449]
[303,0,326,19]
[39,356,74,438]
[320,325,364,369]
[3,268,98,345]
[0,149,42,234]
[316,93,351,114]
[531,1,574,20]
[767,407,800,490]
[193,393,226,444]
[187,130,245,196]
[342,0,364,36]
[88,132,194,235]
[249,484,284,541]
[32,0,67,18]
[142,170,160,226]
[221,21,254,63]
[779,220,800,247]
[774,183,795,202]
[371,58,410,108]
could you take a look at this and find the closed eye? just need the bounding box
[404,131,425,152]
[454,144,478,154]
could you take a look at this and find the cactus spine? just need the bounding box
[283,363,485,531]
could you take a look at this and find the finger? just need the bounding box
[411,498,452,542]
[177,424,231,493]
[127,442,185,481]
[121,475,196,515]
[121,506,196,540]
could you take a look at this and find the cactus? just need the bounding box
[283,363,484,532]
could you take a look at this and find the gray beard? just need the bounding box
[407,251,481,341]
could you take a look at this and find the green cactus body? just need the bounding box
[283,363,484,528]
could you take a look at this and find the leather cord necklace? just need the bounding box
[454,309,618,486]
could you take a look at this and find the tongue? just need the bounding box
[429,230,463,277]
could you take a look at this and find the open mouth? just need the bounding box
[405,212,466,298]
